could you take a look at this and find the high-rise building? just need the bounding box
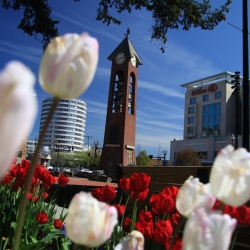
[170,72,242,164]
[39,97,87,151]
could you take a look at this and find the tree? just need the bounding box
[1,0,232,51]
[136,150,151,166]
[50,152,75,168]
[175,147,202,166]
[1,0,59,50]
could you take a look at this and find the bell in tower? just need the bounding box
[99,30,143,178]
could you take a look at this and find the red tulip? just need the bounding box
[58,174,69,186]
[99,185,116,203]
[154,220,173,244]
[54,219,64,229]
[119,177,130,191]
[131,188,149,201]
[36,211,49,224]
[113,204,125,217]
[130,173,150,192]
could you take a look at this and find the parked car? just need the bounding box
[81,168,93,173]
[63,167,71,172]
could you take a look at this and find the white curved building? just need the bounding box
[39,97,87,151]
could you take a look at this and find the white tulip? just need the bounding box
[65,192,118,247]
[183,208,237,250]
[0,61,37,177]
[176,176,216,217]
[114,230,144,250]
[210,145,250,206]
[39,32,99,99]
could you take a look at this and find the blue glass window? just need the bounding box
[187,127,194,134]
[188,117,194,124]
[202,102,221,137]
[203,94,209,102]
[190,97,196,104]
[215,91,221,99]
[188,106,194,114]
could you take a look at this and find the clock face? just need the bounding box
[115,52,126,64]
[131,55,137,67]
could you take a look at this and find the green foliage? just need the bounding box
[1,0,59,50]
[136,150,151,166]
[175,147,202,166]
[1,0,232,51]
[50,152,75,168]
[0,179,70,249]
[96,0,232,52]
[50,150,101,169]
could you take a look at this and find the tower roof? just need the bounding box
[107,36,143,65]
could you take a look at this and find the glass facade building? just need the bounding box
[170,71,244,164]
[39,97,87,151]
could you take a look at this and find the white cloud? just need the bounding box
[0,40,42,63]
[163,41,222,80]
[139,80,184,98]
[53,11,119,42]
[96,67,111,78]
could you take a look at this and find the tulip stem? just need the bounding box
[169,215,186,250]
[12,97,60,250]
[229,225,239,250]
[130,195,138,232]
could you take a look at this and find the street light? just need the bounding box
[149,151,167,166]
[163,150,167,166]
[231,134,235,146]
[93,140,99,170]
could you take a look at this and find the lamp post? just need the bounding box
[93,140,99,170]
[163,150,167,166]
[231,134,235,146]
[149,151,167,166]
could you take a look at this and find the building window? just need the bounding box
[214,102,221,111]
[202,102,221,137]
[215,91,221,99]
[213,113,221,122]
[188,106,194,114]
[188,117,194,124]
[190,97,196,104]
[203,94,209,102]
[187,127,194,134]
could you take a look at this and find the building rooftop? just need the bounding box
[180,71,242,89]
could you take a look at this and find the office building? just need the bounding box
[39,97,87,151]
[26,140,36,153]
[170,72,242,164]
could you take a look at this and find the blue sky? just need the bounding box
[0,0,247,159]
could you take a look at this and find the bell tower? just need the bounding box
[99,30,142,178]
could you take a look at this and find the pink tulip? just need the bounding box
[0,61,37,177]
[65,192,118,247]
[39,32,99,99]
[183,208,237,250]
[176,176,216,217]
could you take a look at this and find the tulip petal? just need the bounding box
[65,192,117,247]
[176,176,215,217]
[0,61,37,177]
[39,32,98,99]
[210,145,250,206]
[183,208,237,250]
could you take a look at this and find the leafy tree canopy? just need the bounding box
[1,0,232,51]
[136,150,151,166]
[175,147,202,166]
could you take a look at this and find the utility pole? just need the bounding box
[85,136,92,167]
[242,0,249,150]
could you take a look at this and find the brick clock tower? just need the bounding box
[99,32,142,178]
